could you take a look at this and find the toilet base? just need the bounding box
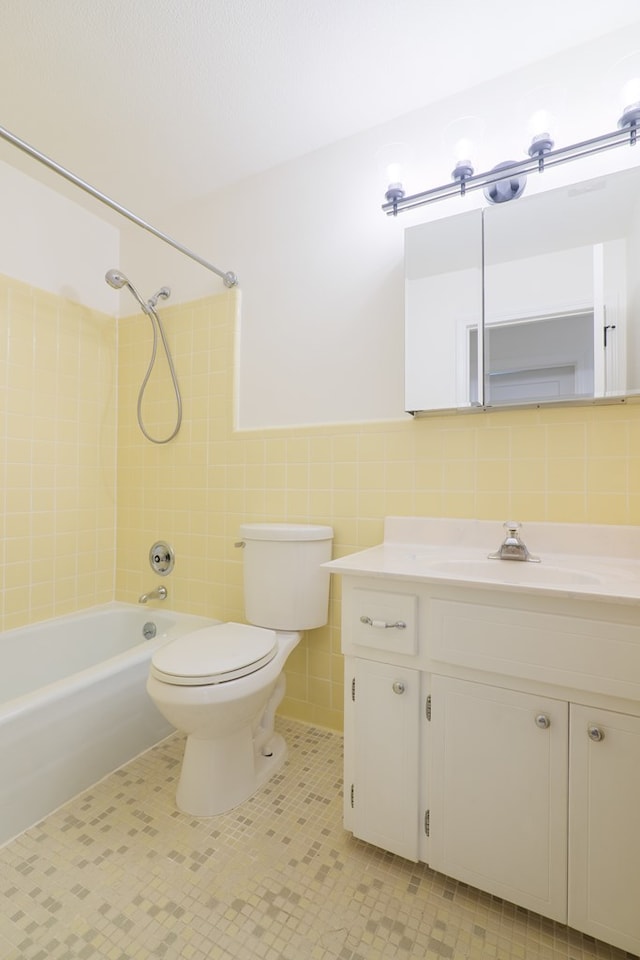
[175,728,288,816]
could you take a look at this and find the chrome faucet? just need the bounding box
[139,585,168,603]
[488,522,540,562]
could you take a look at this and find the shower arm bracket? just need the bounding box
[0,122,238,287]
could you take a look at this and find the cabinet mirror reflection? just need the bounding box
[405,166,640,414]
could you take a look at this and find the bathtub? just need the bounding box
[0,602,216,847]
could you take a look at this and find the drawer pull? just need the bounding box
[535,714,551,729]
[360,615,407,630]
[392,680,406,695]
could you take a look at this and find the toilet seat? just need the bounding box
[150,622,278,686]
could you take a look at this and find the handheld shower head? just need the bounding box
[105,267,150,313]
[105,268,128,290]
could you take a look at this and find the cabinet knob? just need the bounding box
[588,725,605,742]
[392,680,406,695]
[535,714,551,729]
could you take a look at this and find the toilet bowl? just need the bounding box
[146,523,333,816]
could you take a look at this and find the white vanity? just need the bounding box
[325,518,640,956]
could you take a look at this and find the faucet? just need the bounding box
[488,522,540,562]
[139,585,168,603]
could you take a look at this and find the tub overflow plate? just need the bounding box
[149,541,175,576]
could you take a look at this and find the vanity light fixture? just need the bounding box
[383,103,640,216]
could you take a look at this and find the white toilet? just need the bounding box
[146,522,333,816]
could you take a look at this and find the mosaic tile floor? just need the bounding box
[0,718,635,960]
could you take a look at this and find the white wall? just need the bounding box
[0,157,119,311]
[121,21,640,428]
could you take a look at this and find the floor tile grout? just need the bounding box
[0,718,634,960]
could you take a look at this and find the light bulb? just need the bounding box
[623,76,640,105]
[528,109,553,140]
[518,84,564,157]
[442,117,485,184]
[386,160,404,185]
[609,53,640,128]
[377,142,412,205]
[453,137,474,164]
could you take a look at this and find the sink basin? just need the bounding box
[428,559,601,586]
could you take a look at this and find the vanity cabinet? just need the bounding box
[337,575,640,956]
[569,704,640,955]
[344,657,421,861]
[429,676,568,922]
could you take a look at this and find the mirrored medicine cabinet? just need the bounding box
[404,165,640,415]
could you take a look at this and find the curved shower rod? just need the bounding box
[0,123,238,288]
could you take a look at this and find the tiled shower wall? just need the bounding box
[2,279,640,727]
[0,274,116,631]
[115,288,640,731]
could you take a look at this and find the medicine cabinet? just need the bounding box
[405,165,640,414]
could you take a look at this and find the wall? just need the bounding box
[122,20,640,428]
[0,157,119,314]
[114,23,640,731]
[114,288,640,731]
[0,158,119,632]
[2,23,640,730]
[0,275,117,631]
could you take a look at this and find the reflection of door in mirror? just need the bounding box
[404,210,482,412]
[483,311,595,406]
[484,170,640,405]
[404,166,640,415]
[483,189,617,407]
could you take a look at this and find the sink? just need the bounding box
[427,559,601,586]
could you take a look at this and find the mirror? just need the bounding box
[405,166,640,414]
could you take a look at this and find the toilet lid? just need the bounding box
[150,622,278,685]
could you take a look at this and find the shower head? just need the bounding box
[105,268,151,314]
[105,268,128,290]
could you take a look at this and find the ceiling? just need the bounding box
[1,0,640,221]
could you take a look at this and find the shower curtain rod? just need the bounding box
[0,123,238,287]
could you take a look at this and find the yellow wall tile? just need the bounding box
[0,276,117,630]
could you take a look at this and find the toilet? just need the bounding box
[146,522,333,816]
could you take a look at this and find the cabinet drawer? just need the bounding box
[344,587,418,656]
[429,598,640,700]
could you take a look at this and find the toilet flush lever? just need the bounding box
[360,615,407,630]
[234,541,246,548]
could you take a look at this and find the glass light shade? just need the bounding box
[376,141,413,193]
[518,84,565,151]
[608,53,640,126]
[442,116,486,177]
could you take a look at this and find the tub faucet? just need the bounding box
[488,522,540,562]
[139,585,168,603]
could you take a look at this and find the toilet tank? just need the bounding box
[240,523,333,631]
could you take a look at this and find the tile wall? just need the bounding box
[0,274,116,631]
[114,289,640,732]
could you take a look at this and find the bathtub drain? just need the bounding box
[143,621,157,640]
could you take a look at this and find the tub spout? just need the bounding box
[139,585,168,603]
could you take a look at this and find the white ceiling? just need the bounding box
[2,0,640,221]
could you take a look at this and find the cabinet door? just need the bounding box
[569,704,640,955]
[347,658,420,861]
[429,676,568,921]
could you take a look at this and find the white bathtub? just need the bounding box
[0,602,215,847]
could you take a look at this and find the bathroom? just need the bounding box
[2,4,640,958]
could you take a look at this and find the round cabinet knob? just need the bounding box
[392,680,406,695]
[535,714,551,729]
[588,725,605,742]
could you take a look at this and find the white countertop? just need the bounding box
[324,517,640,604]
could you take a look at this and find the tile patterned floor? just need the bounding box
[0,719,635,960]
